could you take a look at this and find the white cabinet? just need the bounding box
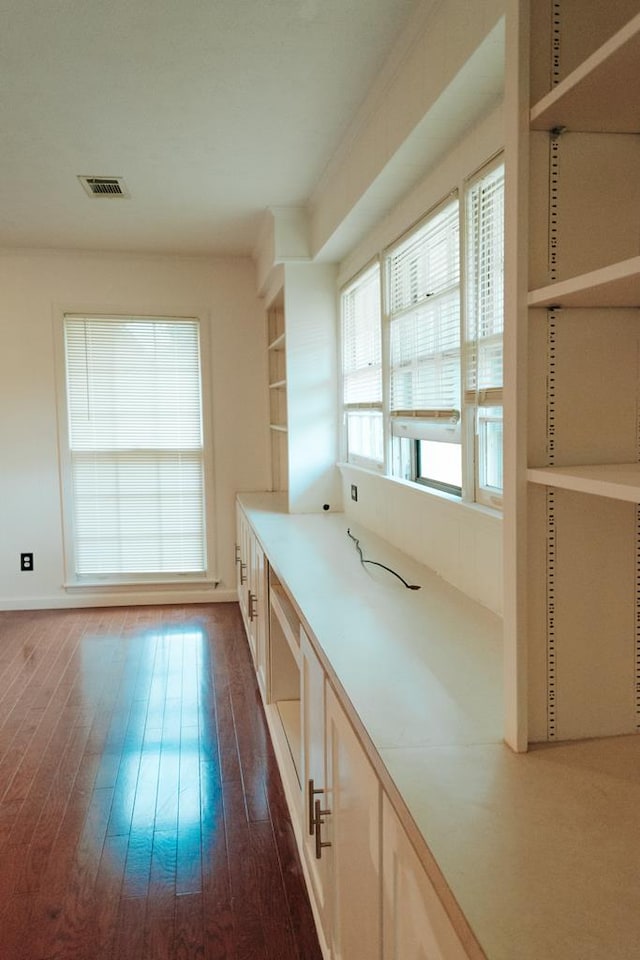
[235,503,268,695]
[382,796,468,960]
[300,627,331,950]
[300,629,381,960]
[235,505,250,624]
[237,499,476,960]
[324,683,381,960]
[249,533,268,697]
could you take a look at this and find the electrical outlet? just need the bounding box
[20,552,34,572]
[351,484,358,502]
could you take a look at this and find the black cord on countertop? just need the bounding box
[347,529,421,590]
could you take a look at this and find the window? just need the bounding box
[387,196,462,495]
[338,154,504,509]
[341,263,383,468]
[60,315,208,582]
[464,160,505,506]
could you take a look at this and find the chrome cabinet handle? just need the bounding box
[240,562,247,585]
[234,543,241,564]
[307,778,324,835]
[248,592,257,621]
[314,798,331,859]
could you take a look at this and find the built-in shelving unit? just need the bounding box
[267,293,288,493]
[268,568,301,786]
[530,12,640,133]
[518,2,640,745]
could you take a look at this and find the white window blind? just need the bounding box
[341,263,383,464]
[465,163,505,406]
[63,316,207,578]
[387,198,460,424]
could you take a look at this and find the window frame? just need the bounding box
[55,311,217,588]
[339,260,384,472]
[384,192,463,497]
[463,154,505,509]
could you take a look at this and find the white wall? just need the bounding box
[0,248,268,609]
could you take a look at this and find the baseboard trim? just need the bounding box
[0,589,238,611]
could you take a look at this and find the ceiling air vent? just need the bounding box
[78,175,130,198]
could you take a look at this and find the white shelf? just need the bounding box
[275,699,301,781]
[267,332,285,351]
[270,424,288,433]
[528,463,640,503]
[269,379,286,389]
[270,584,300,665]
[528,256,640,308]
[530,12,640,132]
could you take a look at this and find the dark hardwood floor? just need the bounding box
[0,603,322,960]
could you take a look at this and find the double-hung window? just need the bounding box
[341,263,383,468]
[339,154,504,509]
[464,160,505,506]
[61,315,208,582]
[387,196,462,494]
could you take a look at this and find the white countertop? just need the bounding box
[238,493,640,960]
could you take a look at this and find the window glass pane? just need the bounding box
[392,436,413,481]
[478,408,503,492]
[342,264,382,406]
[346,410,383,464]
[418,440,462,490]
[388,198,460,418]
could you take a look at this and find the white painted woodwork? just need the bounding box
[527,132,640,291]
[502,0,531,752]
[236,504,251,632]
[300,628,331,952]
[528,463,640,503]
[282,262,341,514]
[382,795,469,960]
[269,584,300,666]
[530,12,640,132]
[250,535,268,698]
[527,256,640,308]
[324,683,381,960]
[512,1,640,748]
[239,493,640,959]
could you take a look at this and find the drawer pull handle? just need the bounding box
[307,779,324,835]
[314,798,331,860]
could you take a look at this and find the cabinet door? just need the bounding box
[251,536,268,697]
[235,505,250,626]
[300,628,331,949]
[325,684,381,960]
[382,795,469,960]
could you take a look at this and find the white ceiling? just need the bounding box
[0,0,424,257]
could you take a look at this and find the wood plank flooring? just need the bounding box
[0,603,322,960]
